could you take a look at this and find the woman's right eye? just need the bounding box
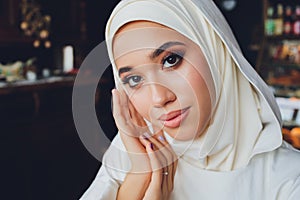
[122,75,143,88]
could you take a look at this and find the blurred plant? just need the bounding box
[20,0,51,48]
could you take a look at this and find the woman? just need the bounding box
[81,0,300,199]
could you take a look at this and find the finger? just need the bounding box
[162,159,177,196]
[171,159,178,189]
[139,134,151,149]
[149,128,170,149]
[112,90,129,131]
[152,127,174,153]
[154,133,177,190]
[162,167,169,198]
[155,132,178,166]
[142,135,177,198]
[140,135,167,171]
[114,80,132,120]
[142,143,165,200]
[112,89,127,127]
[166,157,177,192]
[146,132,176,167]
[128,101,148,133]
[146,138,173,193]
[112,89,137,137]
[146,132,177,192]
[118,89,132,121]
[144,141,163,183]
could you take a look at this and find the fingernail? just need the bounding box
[158,135,165,142]
[140,135,147,139]
[143,132,151,138]
[150,143,154,150]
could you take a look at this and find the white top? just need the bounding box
[80,135,300,200]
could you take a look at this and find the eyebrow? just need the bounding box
[118,67,132,77]
[118,41,185,77]
[150,41,185,59]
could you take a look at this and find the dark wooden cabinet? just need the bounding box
[0,0,86,45]
[0,0,26,43]
[0,1,121,199]
[0,0,121,70]
[0,74,117,199]
[0,0,36,46]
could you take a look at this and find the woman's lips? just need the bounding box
[159,107,190,128]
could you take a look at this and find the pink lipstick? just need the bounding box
[159,107,190,128]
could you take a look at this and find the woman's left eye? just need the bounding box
[162,53,183,69]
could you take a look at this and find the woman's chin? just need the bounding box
[163,126,200,141]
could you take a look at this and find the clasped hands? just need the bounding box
[112,88,178,200]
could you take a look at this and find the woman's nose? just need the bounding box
[149,83,176,108]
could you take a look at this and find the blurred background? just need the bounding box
[1,0,300,199]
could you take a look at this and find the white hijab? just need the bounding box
[105,0,283,171]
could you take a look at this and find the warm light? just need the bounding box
[44,15,51,22]
[33,40,40,48]
[20,0,51,48]
[20,21,28,30]
[40,30,49,39]
[44,41,51,48]
[25,30,33,36]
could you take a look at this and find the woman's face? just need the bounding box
[113,21,214,140]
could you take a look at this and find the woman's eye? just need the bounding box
[163,53,183,69]
[123,75,143,88]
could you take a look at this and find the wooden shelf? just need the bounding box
[265,35,300,41]
[0,76,75,95]
[256,0,300,97]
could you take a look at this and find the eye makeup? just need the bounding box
[162,49,185,70]
[122,75,143,88]
[119,43,186,89]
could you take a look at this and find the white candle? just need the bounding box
[63,45,74,73]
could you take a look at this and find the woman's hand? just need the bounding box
[112,88,177,200]
[140,132,178,200]
[113,88,152,200]
[112,88,150,172]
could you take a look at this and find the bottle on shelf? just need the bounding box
[274,3,284,36]
[294,5,300,36]
[284,5,294,36]
[265,6,275,36]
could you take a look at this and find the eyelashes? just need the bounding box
[162,50,185,69]
[121,50,186,88]
[122,75,143,88]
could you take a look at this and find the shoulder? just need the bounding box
[80,166,120,200]
[253,141,300,167]
[259,141,300,180]
[80,135,128,199]
[101,134,131,181]
[262,141,300,199]
[270,141,300,173]
[250,141,300,179]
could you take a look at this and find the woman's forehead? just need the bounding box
[112,21,190,59]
